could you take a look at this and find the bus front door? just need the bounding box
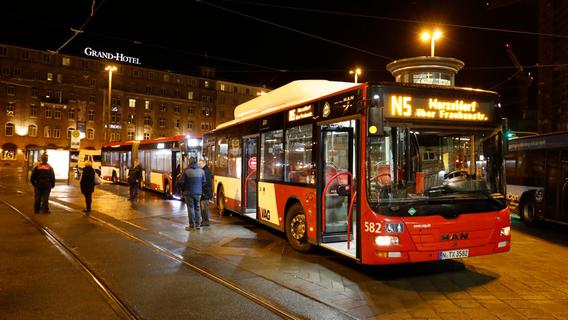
[320,125,355,245]
[561,151,568,223]
[242,136,258,219]
[120,152,129,182]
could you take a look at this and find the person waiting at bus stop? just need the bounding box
[182,157,206,231]
[199,158,213,226]
[80,160,96,214]
[31,152,56,214]
[128,160,142,201]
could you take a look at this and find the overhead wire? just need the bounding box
[53,0,109,53]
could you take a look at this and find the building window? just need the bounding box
[234,86,238,93]
[32,71,39,80]
[129,99,136,108]
[89,95,96,103]
[202,95,212,103]
[0,47,7,56]
[30,105,37,117]
[44,126,52,138]
[5,123,14,136]
[145,86,152,94]
[47,73,53,81]
[43,54,50,63]
[53,127,61,139]
[175,119,181,128]
[127,114,135,124]
[70,93,76,101]
[57,74,63,83]
[159,104,167,112]
[81,60,90,70]
[67,128,74,139]
[143,132,150,140]
[31,87,38,97]
[62,57,71,66]
[5,103,15,116]
[55,90,62,100]
[87,129,95,140]
[88,110,95,121]
[144,115,151,126]
[204,81,210,88]
[111,132,120,142]
[148,72,154,80]
[202,107,210,116]
[111,113,121,123]
[7,86,15,96]
[187,120,193,129]
[176,77,182,84]
[90,79,96,86]
[132,69,139,78]
[163,74,170,82]
[68,108,75,120]
[174,105,180,113]
[188,107,193,115]
[46,90,53,99]
[14,68,23,77]
[159,88,167,96]
[145,101,151,110]
[246,88,250,95]
[22,51,29,60]
[127,131,134,140]
[220,83,226,91]
[29,125,37,137]
[187,91,194,100]
[159,118,165,128]
[54,107,62,119]
[45,106,53,118]
[2,66,10,76]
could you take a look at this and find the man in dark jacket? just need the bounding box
[80,160,96,214]
[31,152,55,213]
[182,157,206,230]
[128,160,142,201]
[199,159,213,226]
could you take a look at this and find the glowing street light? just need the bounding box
[349,68,362,84]
[421,29,442,57]
[105,65,117,141]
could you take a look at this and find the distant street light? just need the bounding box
[105,65,117,142]
[421,29,442,56]
[349,68,362,84]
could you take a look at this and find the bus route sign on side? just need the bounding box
[248,157,257,170]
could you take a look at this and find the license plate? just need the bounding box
[439,249,469,260]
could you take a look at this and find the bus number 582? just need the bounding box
[364,222,381,234]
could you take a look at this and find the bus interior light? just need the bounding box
[375,236,399,246]
[500,226,510,236]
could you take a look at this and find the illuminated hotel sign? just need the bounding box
[289,105,313,121]
[84,47,141,65]
[384,94,492,122]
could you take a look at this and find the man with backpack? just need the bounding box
[31,152,56,213]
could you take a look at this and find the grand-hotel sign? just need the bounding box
[84,47,141,65]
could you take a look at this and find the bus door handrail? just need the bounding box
[322,171,353,234]
[243,169,257,209]
[347,191,357,250]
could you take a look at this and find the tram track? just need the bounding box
[1,200,142,320]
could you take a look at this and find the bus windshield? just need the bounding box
[367,127,504,208]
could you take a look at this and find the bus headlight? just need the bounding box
[500,227,510,236]
[375,236,399,246]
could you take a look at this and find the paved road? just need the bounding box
[2,166,568,319]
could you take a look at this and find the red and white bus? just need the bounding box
[101,141,139,184]
[138,135,202,198]
[203,80,511,265]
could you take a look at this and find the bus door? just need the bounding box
[319,123,356,246]
[120,152,129,182]
[172,150,181,195]
[242,135,258,219]
[561,151,568,223]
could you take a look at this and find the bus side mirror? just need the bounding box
[368,106,384,137]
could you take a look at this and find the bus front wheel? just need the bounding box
[285,203,313,252]
[217,186,226,216]
[520,196,537,226]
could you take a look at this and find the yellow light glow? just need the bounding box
[369,126,378,134]
[433,30,442,40]
[16,126,28,136]
[105,65,117,72]
[420,31,431,41]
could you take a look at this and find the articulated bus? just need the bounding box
[505,132,568,226]
[101,141,139,184]
[138,135,202,198]
[203,80,511,265]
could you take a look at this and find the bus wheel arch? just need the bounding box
[285,201,313,252]
[217,183,226,216]
[519,193,537,226]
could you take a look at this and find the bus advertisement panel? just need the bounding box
[204,80,510,265]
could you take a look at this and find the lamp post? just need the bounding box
[349,68,362,84]
[104,65,117,142]
[421,29,442,57]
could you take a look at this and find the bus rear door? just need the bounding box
[242,135,258,219]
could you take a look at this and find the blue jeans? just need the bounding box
[184,193,202,227]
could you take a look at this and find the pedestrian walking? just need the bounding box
[128,160,142,201]
[199,158,213,226]
[182,157,206,231]
[80,160,96,214]
[30,152,55,214]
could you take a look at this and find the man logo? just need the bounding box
[440,232,468,241]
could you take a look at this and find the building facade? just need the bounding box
[0,43,265,163]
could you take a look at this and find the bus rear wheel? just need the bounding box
[217,186,226,216]
[285,203,313,252]
[520,196,537,226]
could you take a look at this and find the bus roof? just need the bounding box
[101,141,135,148]
[138,134,202,145]
[216,80,359,130]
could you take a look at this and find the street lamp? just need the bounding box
[420,29,442,57]
[349,68,362,84]
[105,65,117,141]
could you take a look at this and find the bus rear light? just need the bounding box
[498,241,508,248]
[375,235,399,246]
[500,227,510,236]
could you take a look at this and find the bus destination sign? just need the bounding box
[384,94,493,122]
[288,105,313,122]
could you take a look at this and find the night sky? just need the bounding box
[1,0,538,90]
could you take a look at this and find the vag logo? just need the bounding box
[440,232,468,241]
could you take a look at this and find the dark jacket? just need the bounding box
[31,163,55,189]
[80,166,96,194]
[128,165,142,185]
[182,162,206,195]
[202,165,213,200]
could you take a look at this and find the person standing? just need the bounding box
[128,160,142,201]
[182,157,206,231]
[80,160,96,214]
[199,159,213,226]
[31,152,55,214]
